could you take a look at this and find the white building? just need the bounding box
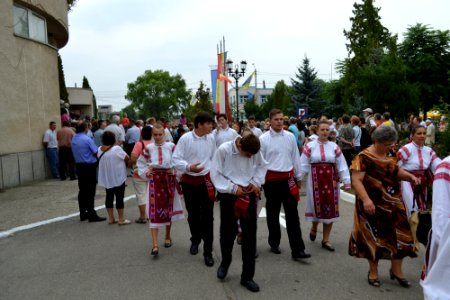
[228,86,273,120]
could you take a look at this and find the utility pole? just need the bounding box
[253,64,258,105]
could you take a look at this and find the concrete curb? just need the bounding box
[340,189,355,204]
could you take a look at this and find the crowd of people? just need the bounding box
[41,108,449,297]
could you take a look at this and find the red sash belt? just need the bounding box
[235,195,250,218]
[265,170,300,202]
[181,173,216,202]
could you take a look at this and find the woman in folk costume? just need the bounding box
[397,125,441,218]
[137,124,184,256]
[421,156,450,299]
[300,119,351,251]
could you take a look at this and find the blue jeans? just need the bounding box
[46,148,59,178]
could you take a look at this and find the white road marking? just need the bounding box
[0,195,136,239]
[258,207,286,228]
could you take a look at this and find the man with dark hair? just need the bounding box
[57,121,76,180]
[125,119,140,156]
[43,121,59,178]
[260,109,311,260]
[172,111,216,267]
[247,116,263,137]
[71,121,106,222]
[213,113,238,147]
[211,133,268,292]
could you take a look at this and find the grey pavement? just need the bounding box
[0,178,425,299]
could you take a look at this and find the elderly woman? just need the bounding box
[300,119,350,251]
[397,125,441,217]
[349,125,420,288]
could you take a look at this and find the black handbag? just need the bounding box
[411,185,432,246]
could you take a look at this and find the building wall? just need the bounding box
[67,87,94,118]
[0,0,68,188]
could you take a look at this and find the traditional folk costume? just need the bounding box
[136,142,184,228]
[300,140,350,224]
[421,157,450,299]
[213,126,238,147]
[259,128,307,255]
[349,149,417,261]
[397,142,441,217]
[172,131,216,257]
[211,137,268,283]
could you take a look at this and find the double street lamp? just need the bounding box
[226,59,247,122]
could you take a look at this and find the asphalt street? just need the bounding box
[0,178,425,300]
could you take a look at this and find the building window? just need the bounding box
[13,5,47,44]
[260,95,267,103]
[239,95,248,104]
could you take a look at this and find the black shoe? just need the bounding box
[190,243,199,255]
[389,269,411,287]
[88,216,106,222]
[240,279,260,292]
[80,214,88,221]
[60,177,67,181]
[204,255,214,267]
[255,250,259,259]
[217,265,228,279]
[292,250,311,259]
[270,247,281,254]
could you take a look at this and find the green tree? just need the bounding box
[183,81,213,121]
[244,97,264,120]
[398,23,450,118]
[121,104,138,120]
[57,53,68,101]
[263,80,293,116]
[125,70,190,120]
[314,80,345,118]
[291,55,319,115]
[82,76,98,118]
[340,0,397,111]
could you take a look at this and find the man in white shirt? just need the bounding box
[211,133,268,292]
[425,119,436,146]
[104,115,125,146]
[124,120,141,156]
[213,113,238,147]
[248,115,263,137]
[43,121,59,178]
[172,111,216,267]
[260,109,311,260]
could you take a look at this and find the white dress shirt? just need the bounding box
[259,128,302,180]
[172,131,216,176]
[211,138,268,194]
[249,127,263,137]
[213,126,238,147]
[43,129,58,148]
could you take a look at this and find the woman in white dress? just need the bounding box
[300,119,351,251]
[137,124,184,256]
[397,125,441,217]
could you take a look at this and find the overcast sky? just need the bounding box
[60,0,449,111]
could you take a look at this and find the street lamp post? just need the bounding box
[226,59,247,122]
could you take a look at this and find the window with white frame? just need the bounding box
[239,95,248,104]
[13,5,47,44]
[260,95,267,103]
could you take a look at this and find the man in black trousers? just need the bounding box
[71,121,106,222]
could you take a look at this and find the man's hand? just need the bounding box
[235,186,247,197]
[246,184,261,198]
[190,163,204,173]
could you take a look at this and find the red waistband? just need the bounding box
[265,170,294,181]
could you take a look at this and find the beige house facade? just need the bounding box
[0,0,69,188]
[67,87,94,119]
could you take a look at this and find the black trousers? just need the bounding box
[58,146,76,180]
[76,163,98,219]
[263,180,305,254]
[181,181,214,256]
[342,148,354,167]
[218,193,257,281]
[105,182,126,209]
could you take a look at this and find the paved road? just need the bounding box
[0,179,425,299]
